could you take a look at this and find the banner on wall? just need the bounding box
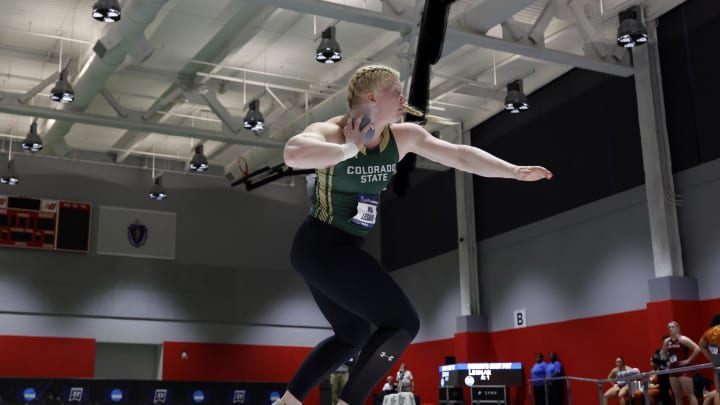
[96,206,176,259]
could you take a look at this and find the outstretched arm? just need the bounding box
[393,123,552,181]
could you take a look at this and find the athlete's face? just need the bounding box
[370,78,405,122]
[668,322,679,336]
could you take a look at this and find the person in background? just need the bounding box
[532,353,550,405]
[632,352,662,405]
[382,376,396,396]
[396,363,414,393]
[547,352,564,405]
[330,358,354,405]
[656,338,673,405]
[663,321,701,405]
[692,371,719,405]
[699,315,720,386]
[604,356,640,405]
[698,313,720,405]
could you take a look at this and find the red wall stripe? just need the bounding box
[0,298,716,404]
[0,335,95,378]
[162,341,319,404]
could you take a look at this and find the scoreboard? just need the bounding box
[0,195,91,252]
[439,362,524,387]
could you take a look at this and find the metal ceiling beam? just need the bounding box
[601,0,687,21]
[247,0,633,77]
[112,2,276,163]
[0,93,283,148]
[41,0,173,156]
[459,0,537,33]
[444,27,632,77]
[242,0,414,33]
[223,23,413,183]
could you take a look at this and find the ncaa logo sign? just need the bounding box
[154,389,168,404]
[23,388,37,401]
[111,389,123,402]
[69,387,84,402]
[232,390,246,404]
[193,390,205,403]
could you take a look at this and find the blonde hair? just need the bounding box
[346,64,456,125]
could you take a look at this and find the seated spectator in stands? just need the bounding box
[632,353,662,405]
[693,372,720,405]
[382,376,396,395]
[604,357,640,405]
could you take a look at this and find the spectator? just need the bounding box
[663,321,701,405]
[604,357,640,405]
[396,363,414,393]
[632,353,662,405]
[532,353,550,405]
[698,313,720,398]
[548,352,564,405]
[382,376,396,395]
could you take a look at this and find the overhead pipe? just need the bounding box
[41,0,171,155]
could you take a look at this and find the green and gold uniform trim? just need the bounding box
[314,167,334,223]
[309,126,399,237]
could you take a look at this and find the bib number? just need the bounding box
[351,194,379,228]
[669,355,678,363]
[710,345,718,355]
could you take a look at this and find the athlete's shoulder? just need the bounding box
[389,122,427,146]
[302,118,343,143]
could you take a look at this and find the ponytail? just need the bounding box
[402,104,457,125]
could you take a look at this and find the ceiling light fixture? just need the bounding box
[148,153,167,200]
[189,144,209,172]
[149,175,167,200]
[504,79,528,114]
[617,6,648,48]
[92,0,122,23]
[1,160,20,186]
[243,99,265,132]
[316,26,342,64]
[22,119,43,153]
[49,66,74,103]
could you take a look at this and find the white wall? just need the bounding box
[2,154,720,350]
[393,160,720,340]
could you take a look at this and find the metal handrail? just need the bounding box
[528,362,720,405]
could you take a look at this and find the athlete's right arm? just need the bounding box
[283,122,348,169]
[698,336,712,361]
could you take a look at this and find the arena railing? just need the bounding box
[529,362,719,405]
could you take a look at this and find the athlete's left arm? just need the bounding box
[698,336,713,362]
[392,122,552,181]
[679,335,701,366]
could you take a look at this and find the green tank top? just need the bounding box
[310,126,399,237]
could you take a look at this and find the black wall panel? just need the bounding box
[380,0,719,270]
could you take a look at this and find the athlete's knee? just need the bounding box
[404,311,420,339]
[336,321,371,349]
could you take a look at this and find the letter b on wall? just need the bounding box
[513,309,527,328]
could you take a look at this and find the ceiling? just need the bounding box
[0,0,686,186]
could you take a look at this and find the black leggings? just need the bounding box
[287,217,420,405]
